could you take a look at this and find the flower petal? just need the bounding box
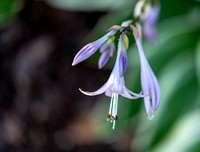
[147,63,160,110]
[79,78,112,96]
[124,87,146,98]
[121,87,141,99]
[144,95,151,115]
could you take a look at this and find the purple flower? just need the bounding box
[80,35,144,129]
[144,6,160,42]
[136,37,160,119]
[72,30,117,66]
[98,41,115,69]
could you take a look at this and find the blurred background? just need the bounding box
[0,0,200,152]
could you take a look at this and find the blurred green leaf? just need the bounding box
[152,108,200,152]
[46,0,135,11]
[0,0,22,25]
[195,39,200,86]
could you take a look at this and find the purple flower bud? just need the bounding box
[98,42,115,68]
[98,51,110,69]
[119,49,128,76]
[118,33,129,76]
[72,30,117,66]
[144,6,160,42]
[109,44,115,56]
[100,42,109,53]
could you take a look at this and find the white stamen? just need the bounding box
[107,94,114,122]
[109,94,114,114]
[107,93,119,129]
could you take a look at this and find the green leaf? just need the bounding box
[195,39,200,87]
[0,0,22,24]
[152,108,200,152]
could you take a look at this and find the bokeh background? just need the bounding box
[0,0,200,152]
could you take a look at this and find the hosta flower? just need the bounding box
[144,6,160,42]
[135,35,160,118]
[71,0,162,130]
[72,30,117,66]
[80,34,144,129]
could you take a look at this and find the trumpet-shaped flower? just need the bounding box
[136,37,160,118]
[80,34,144,129]
[72,30,117,66]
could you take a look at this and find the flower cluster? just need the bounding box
[72,0,160,129]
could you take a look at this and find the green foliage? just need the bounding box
[0,0,22,25]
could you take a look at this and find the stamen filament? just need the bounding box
[107,93,119,129]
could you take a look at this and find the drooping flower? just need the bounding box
[80,34,144,129]
[72,30,117,66]
[144,5,160,42]
[132,27,160,118]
